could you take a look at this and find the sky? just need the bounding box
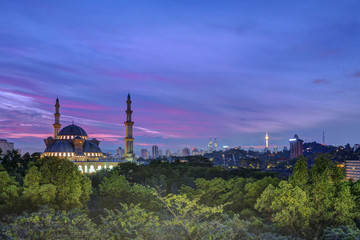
[1,0,360,154]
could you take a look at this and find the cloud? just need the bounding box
[311,79,331,84]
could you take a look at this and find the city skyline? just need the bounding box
[1,1,360,153]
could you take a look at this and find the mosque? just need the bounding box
[43,94,135,172]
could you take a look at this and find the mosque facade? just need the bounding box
[43,95,135,172]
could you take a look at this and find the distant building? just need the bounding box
[346,160,360,181]
[182,147,190,156]
[115,147,125,158]
[353,144,360,152]
[208,137,213,153]
[152,145,159,158]
[214,137,218,151]
[273,146,278,154]
[158,149,163,157]
[0,139,14,154]
[265,131,269,148]
[166,149,171,157]
[222,145,229,151]
[140,149,148,159]
[289,134,303,159]
[192,147,199,156]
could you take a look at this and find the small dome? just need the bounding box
[48,141,74,152]
[58,124,87,137]
[83,141,102,153]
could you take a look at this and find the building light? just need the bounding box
[289,138,297,141]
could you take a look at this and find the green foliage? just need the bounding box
[100,203,160,239]
[323,226,360,240]
[0,170,22,214]
[290,156,308,189]
[255,181,312,237]
[3,207,99,240]
[22,158,92,210]
[97,173,161,211]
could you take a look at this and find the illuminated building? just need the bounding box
[123,94,135,161]
[192,147,199,156]
[182,147,190,156]
[0,139,14,155]
[289,134,303,159]
[273,146,278,154]
[140,149,148,158]
[265,131,269,148]
[115,147,125,158]
[166,149,171,157]
[208,137,213,152]
[214,137,218,151]
[158,149,163,157]
[346,160,360,181]
[43,98,105,161]
[222,145,229,151]
[152,145,159,158]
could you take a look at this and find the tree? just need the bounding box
[4,207,99,240]
[22,157,92,210]
[255,181,313,237]
[0,170,22,214]
[289,155,308,189]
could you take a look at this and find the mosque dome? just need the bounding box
[58,124,87,137]
[83,141,102,153]
[49,141,74,152]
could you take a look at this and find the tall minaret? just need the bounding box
[124,93,134,161]
[265,131,269,148]
[53,98,61,138]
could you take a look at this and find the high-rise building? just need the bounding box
[152,145,159,158]
[265,131,269,148]
[140,149,148,159]
[116,147,125,158]
[273,146,278,154]
[346,160,360,181]
[289,134,303,159]
[214,137,218,151]
[0,139,14,155]
[158,149,163,157]
[166,149,171,157]
[123,94,134,161]
[208,137,213,152]
[182,147,190,156]
[192,147,199,156]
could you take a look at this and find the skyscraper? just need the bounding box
[208,137,213,152]
[152,145,159,158]
[123,94,134,161]
[214,137,218,151]
[166,149,171,157]
[182,147,190,156]
[140,149,148,159]
[289,134,303,159]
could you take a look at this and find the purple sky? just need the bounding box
[1,0,360,154]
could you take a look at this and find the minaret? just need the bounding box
[53,98,61,138]
[265,131,269,148]
[214,137,218,151]
[124,93,134,161]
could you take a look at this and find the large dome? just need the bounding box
[83,141,102,153]
[58,124,87,137]
[49,141,74,152]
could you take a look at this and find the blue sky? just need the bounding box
[0,0,360,153]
